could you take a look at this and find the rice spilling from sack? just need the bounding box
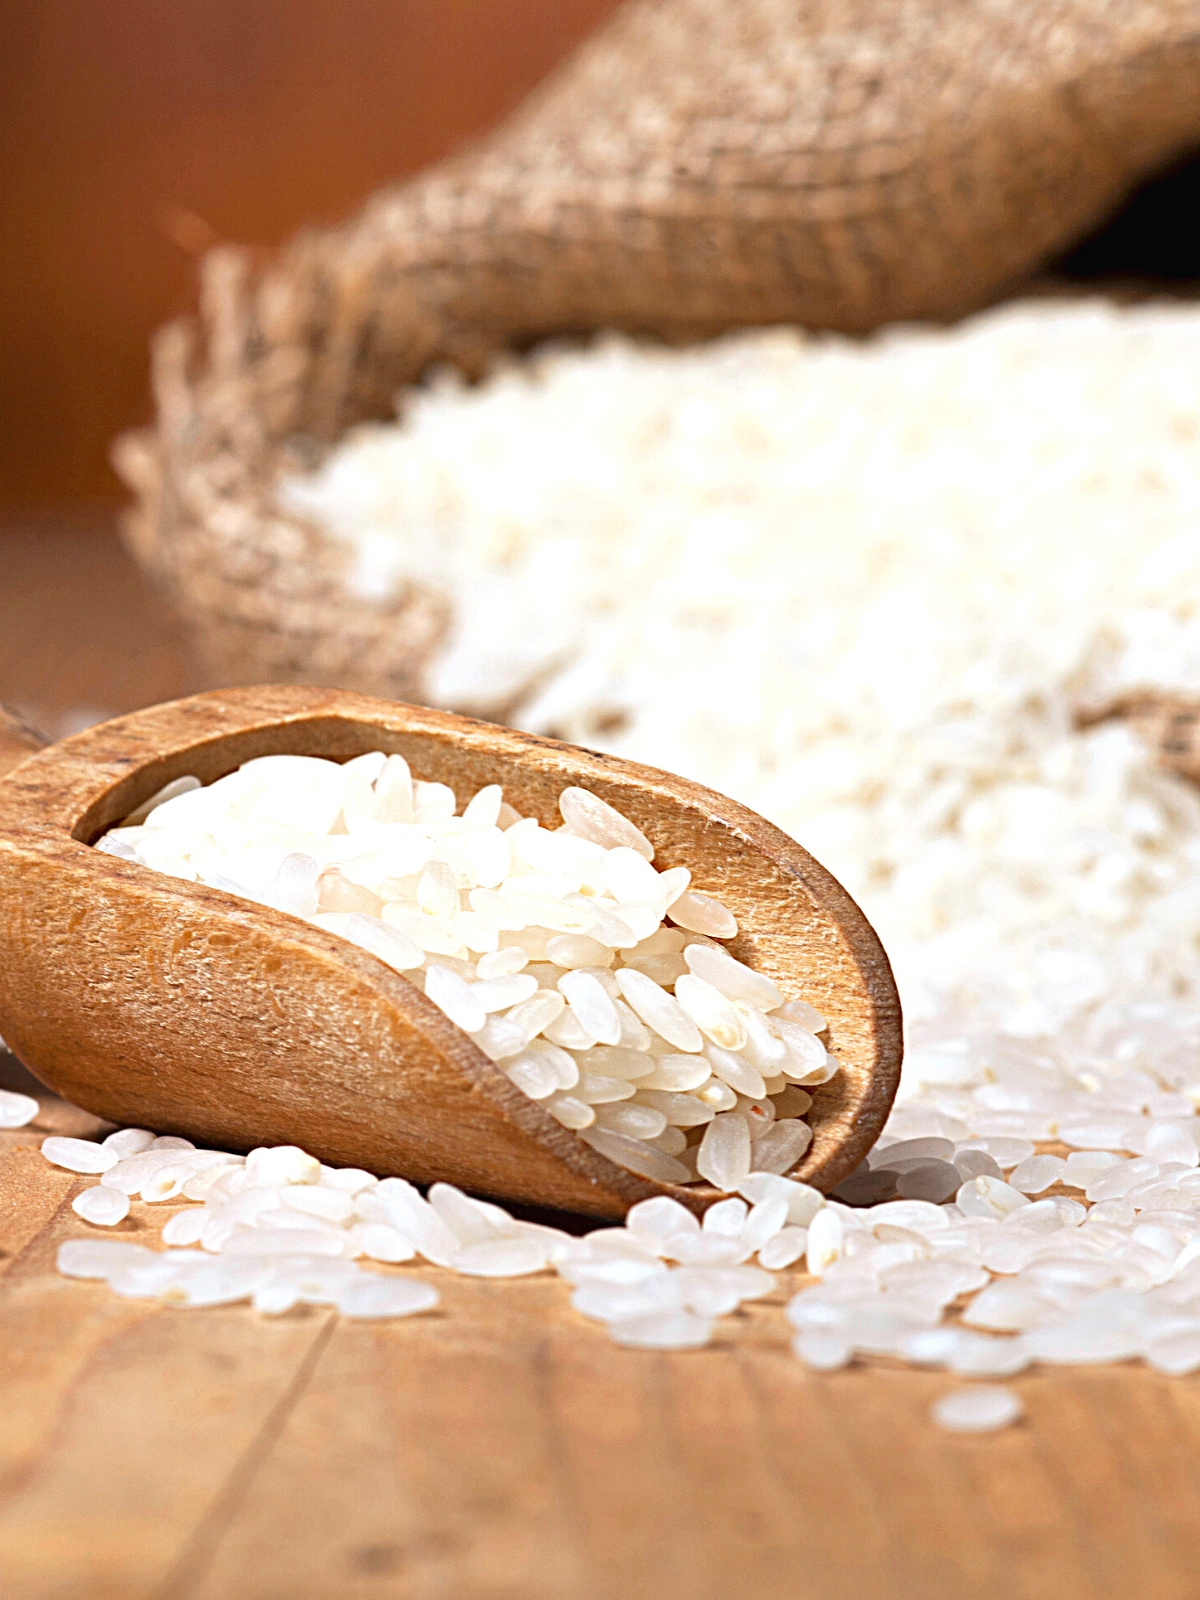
[280,297,1200,1086]
[97,763,833,1189]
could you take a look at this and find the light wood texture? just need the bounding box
[5,1088,1200,1600]
[0,702,45,774]
[0,686,901,1218]
[0,511,201,727]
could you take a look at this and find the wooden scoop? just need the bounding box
[0,687,901,1218]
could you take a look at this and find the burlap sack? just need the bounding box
[114,0,1200,700]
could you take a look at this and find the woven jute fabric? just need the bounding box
[115,0,1200,699]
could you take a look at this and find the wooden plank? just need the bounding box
[0,1074,111,1267]
[0,516,198,732]
[6,1091,1200,1600]
[0,1107,337,1600]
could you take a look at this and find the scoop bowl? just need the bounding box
[0,687,901,1218]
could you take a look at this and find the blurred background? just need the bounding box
[0,0,620,727]
[2,0,1200,730]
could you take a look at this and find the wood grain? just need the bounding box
[0,686,901,1217]
[0,512,200,729]
[5,1090,1200,1600]
[0,703,46,776]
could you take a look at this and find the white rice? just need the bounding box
[47,1128,819,1344]
[0,1089,39,1129]
[280,298,1200,1083]
[71,1186,130,1226]
[97,764,830,1185]
[40,1094,1200,1420]
[932,1386,1024,1433]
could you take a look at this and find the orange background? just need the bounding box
[0,0,620,507]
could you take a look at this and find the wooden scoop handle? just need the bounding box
[0,705,49,778]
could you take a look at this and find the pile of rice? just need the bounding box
[281,298,1200,1098]
[97,761,833,1189]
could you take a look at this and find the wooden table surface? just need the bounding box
[3,517,1200,1600]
